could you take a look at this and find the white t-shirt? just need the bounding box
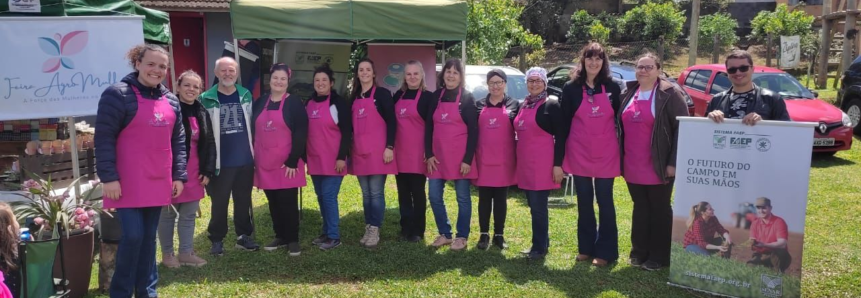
[624,88,657,115]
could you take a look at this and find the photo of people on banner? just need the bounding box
[668,117,814,298]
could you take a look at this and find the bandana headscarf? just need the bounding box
[524,67,548,108]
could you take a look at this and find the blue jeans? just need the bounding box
[428,179,472,239]
[357,175,387,227]
[685,244,710,256]
[526,190,550,254]
[111,206,161,298]
[311,175,344,239]
[573,176,618,262]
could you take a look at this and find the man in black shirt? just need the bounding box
[707,50,790,125]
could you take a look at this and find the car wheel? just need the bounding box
[845,97,861,135]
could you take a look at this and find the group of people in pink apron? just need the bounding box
[95,42,689,297]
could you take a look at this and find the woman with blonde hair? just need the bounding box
[393,60,433,242]
[157,70,215,268]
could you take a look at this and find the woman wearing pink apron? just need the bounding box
[425,58,479,251]
[306,64,351,251]
[393,60,433,243]
[560,43,623,267]
[95,45,187,298]
[515,67,566,260]
[617,53,689,271]
[251,63,308,257]
[474,69,519,250]
[157,70,215,269]
[349,59,397,249]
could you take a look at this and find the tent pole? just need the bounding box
[441,46,446,63]
[461,40,466,63]
[168,42,178,92]
[233,38,242,85]
[68,116,81,198]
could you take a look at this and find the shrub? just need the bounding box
[698,13,739,56]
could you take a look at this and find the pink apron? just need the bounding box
[349,87,398,176]
[429,88,478,180]
[394,91,426,174]
[621,85,663,185]
[253,94,307,189]
[515,98,560,191]
[474,101,517,187]
[306,95,346,176]
[174,116,204,203]
[106,85,175,209]
[563,85,621,178]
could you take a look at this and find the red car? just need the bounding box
[678,64,853,154]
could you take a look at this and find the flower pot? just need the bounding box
[98,210,122,243]
[53,229,95,298]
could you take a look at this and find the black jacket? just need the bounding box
[180,100,217,178]
[560,80,623,121]
[95,72,187,183]
[425,87,479,164]
[353,86,396,147]
[251,93,308,168]
[307,91,352,160]
[393,89,434,121]
[521,98,567,167]
[617,80,690,182]
[475,94,520,124]
[706,85,790,121]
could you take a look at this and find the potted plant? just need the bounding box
[11,174,105,298]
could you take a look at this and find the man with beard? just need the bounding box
[200,57,260,255]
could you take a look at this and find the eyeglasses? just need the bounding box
[636,65,655,71]
[527,79,544,84]
[727,65,751,74]
[755,205,769,210]
[488,81,505,87]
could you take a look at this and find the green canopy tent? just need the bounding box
[228,0,469,77]
[0,0,171,195]
[0,0,171,44]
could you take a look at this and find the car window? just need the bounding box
[684,70,697,87]
[690,70,712,91]
[752,73,814,99]
[548,68,570,89]
[710,72,731,95]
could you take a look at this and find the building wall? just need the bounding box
[204,12,233,88]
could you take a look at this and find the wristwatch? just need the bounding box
[386,145,394,150]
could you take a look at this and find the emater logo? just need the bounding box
[38,31,89,73]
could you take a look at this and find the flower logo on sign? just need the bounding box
[39,31,89,73]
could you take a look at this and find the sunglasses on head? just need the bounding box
[727,65,751,74]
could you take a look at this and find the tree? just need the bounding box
[589,21,611,44]
[447,0,543,65]
[698,13,739,56]
[620,1,686,44]
[519,0,566,43]
[749,4,814,42]
[566,10,595,42]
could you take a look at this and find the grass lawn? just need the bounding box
[85,138,861,297]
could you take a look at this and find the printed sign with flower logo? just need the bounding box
[39,31,89,73]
